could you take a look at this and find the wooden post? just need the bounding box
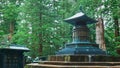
[96,18,106,51]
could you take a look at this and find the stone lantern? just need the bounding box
[0,44,29,68]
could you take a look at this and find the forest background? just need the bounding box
[0,0,120,58]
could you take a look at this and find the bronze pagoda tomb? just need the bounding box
[56,12,106,55]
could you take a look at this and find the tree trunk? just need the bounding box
[114,17,119,38]
[38,34,43,55]
[38,13,43,55]
[8,22,14,41]
[96,18,106,51]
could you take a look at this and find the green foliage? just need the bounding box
[11,0,72,57]
[1,0,119,57]
[0,34,11,48]
[2,3,19,22]
[0,1,19,35]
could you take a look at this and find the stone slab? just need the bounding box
[25,63,120,68]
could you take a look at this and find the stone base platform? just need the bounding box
[25,55,120,68]
[48,55,120,62]
[25,61,120,68]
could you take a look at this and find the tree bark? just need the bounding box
[96,18,106,51]
[38,34,43,55]
[114,17,119,38]
[38,13,43,55]
[8,22,14,41]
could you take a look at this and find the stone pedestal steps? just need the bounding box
[25,61,120,68]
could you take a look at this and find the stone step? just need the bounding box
[38,61,120,66]
[26,63,120,68]
[48,55,120,62]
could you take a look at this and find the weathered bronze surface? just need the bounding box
[72,25,90,43]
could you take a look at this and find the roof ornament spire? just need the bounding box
[64,6,97,25]
[79,6,84,13]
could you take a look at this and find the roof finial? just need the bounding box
[79,6,84,12]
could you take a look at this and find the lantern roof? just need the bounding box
[0,44,29,51]
[64,12,97,25]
